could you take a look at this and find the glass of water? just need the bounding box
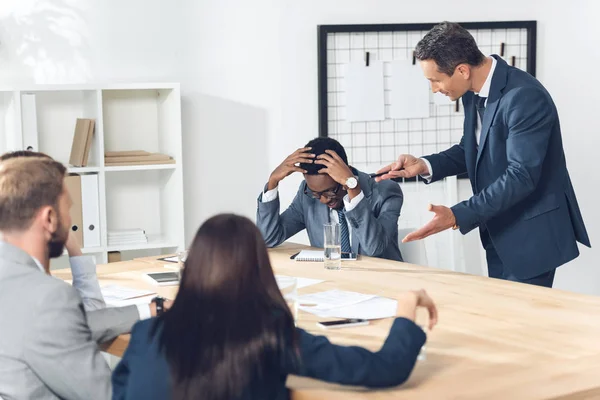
[324,223,341,270]
[276,276,298,325]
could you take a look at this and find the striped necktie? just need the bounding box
[337,209,352,254]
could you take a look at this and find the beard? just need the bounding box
[48,223,68,259]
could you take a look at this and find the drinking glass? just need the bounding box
[324,223,341,270]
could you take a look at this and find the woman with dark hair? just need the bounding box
[112,214,437,400]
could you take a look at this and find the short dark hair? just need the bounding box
[300,137,348,175]
[415,22,485,76]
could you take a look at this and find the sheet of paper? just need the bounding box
[390,61,430,119]
[160,255,178,263]
[433,91,454,105]
[101,285,155,306]
[345,61,385,122]
[320,296,398,320]
[275,275,324,290]
[298,290,376,314]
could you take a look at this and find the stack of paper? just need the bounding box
[101,285,155,307]
[299,290,397,320]
[105,150,175,166]
[108,228,148,246]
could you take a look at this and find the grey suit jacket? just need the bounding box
[0,242,139,400]
[257,170,403,261]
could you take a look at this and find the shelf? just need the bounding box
[107,237,179,252]
[104,164,177,172]
[60,246,104,257]
[67,166,100,174]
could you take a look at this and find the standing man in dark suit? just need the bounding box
[376,22,590,287]
[257,137,403,261]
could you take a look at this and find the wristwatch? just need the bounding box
[345,176,358,189]
[151,296,165,316]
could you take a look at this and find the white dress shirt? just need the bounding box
[262,184,364,247]
[33,256,151,319]
[421,56,497,180]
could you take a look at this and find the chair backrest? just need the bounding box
[397,227,428,266]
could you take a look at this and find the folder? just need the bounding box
[105,150,150,158]
[21,93,39,152]
[81,174,101,248]
[69,119,91,167]
[81,119,95,167]
[104,159,175,166]
[64,175,83,246]
[104,153,171,163]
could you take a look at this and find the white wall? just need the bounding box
[191,0,598,294]
[1,0,598,294]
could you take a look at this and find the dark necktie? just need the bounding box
[475,94,486,121]
[337,210,352,254]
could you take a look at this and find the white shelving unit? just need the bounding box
[0,83,185,265]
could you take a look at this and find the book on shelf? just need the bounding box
[104,150,175,167]
[69,118,95,167]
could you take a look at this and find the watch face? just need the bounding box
[346,177,358,189]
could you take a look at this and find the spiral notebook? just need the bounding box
[292,250,324,262]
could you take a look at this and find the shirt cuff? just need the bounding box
[343,190,364,212]
[420,158,433,182]
[136,304,152,320]
[262,186,279,202]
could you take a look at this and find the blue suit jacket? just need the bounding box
[424,55,590,279]
[112,317,426,399]
[256,170,403,262]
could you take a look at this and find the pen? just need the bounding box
[369,168,404,178]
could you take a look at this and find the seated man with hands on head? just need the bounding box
[257,137,404,261]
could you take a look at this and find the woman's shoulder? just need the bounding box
[130,317,164,347]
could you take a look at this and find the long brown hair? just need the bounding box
[157,214,296,399]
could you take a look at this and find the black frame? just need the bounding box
[317,21,537,138]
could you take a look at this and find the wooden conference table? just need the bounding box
[55,243,600,399]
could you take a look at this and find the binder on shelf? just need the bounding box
[64,175,83,246]
[69,118,95,167]
[80,174,101,248]
[81,119,95,166]
[21,93,39,152]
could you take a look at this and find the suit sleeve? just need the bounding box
[452,87,555,233]
[422,135,467,183]
[111,322,143,400]
[86,305,140,344]
[70,255,106,311]
[256,184,306,247]
[24,285,112,400]
[345,181,402,257]
[291,318,426,388]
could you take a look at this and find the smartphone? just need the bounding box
[316,318,369,329]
